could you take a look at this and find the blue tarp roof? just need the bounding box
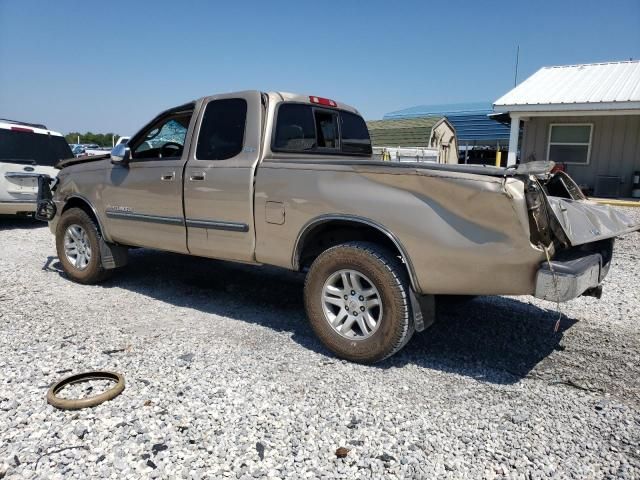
[383,102,510,143]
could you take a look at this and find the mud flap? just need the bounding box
[99,240,128,270]
[409,290,436,332]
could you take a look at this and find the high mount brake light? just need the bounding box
[309,96,337,107]
[11,126,34,133]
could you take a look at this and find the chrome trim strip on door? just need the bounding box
[103,209,248,232]
[185,219,249,232]
[105,210,184,226]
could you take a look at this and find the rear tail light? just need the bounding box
[309,96,337,107]
[11,126,34,133]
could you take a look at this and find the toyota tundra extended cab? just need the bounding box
[37,91,639,363]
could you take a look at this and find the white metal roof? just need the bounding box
[494,60,640,113]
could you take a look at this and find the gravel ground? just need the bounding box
[1,209,639,479]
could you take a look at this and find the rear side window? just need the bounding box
[196,98,247,160]
[0,129,73,166]
[341,111,372,155]
[274,104,316,151]
[273,104,371,156]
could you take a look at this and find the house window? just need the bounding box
[547,124,592,165]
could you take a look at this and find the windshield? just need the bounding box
[0,129,73,166]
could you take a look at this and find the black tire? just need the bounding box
[304,241,414,364]
[55,208,112,284]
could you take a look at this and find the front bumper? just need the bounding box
[534,252,604,302]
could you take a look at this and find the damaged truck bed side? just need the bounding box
[38,91,640,363]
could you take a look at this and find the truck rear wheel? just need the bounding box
[55,208,111,284]
[304,241,413,364]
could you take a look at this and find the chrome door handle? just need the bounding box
[160,172,175,181]
[189,172,206,181]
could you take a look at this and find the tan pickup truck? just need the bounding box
[37,91,639,363]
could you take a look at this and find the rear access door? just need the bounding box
[0,124,70,210]
[183,91,263,261]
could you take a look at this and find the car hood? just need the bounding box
[56,153,110,169]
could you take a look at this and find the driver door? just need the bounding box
[102,107,195,253]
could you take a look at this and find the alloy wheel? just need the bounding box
[321,269,383,339]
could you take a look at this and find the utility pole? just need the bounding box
[514,45,520,87]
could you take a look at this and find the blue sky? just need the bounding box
[1,0,639,135]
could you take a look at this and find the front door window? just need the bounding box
[131,114,191,160]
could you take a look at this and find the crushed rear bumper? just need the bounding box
[534,251,606,302]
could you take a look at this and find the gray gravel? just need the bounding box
[1,209,639,479]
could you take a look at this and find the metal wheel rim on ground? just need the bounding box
[47,371,125,410]
[321,269,383,339]
[63,224,92,270]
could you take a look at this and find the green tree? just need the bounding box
[65,132,121,147]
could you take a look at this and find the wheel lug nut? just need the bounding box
[360,306,365,312]
[351,290,355,295]
[353,311,358,316]
[359,295,364,301]
[345,306,349,311]
[344,295,348,300]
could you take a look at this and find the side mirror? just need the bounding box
[111,144,131,165]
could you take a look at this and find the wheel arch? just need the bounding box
[292,214,420,292]
[61,196,109,240]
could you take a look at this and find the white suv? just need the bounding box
[0,119,72,215]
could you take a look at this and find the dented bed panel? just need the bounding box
[254,161,546,296]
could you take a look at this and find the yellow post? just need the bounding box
[495,150,502,167]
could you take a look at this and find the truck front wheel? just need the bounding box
[304,241,414,364]
[55,208,112,284]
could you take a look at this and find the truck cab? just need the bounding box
[55,92,370,262]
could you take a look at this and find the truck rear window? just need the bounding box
[273,104,371,156]
[340,111,372,155]
[0,128,73,166]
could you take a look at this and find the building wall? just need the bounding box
[521,115,640,196]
